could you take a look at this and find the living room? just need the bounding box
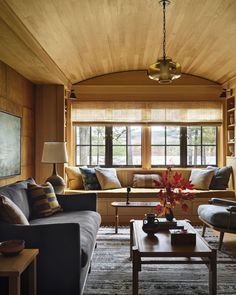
[0,0,236,294]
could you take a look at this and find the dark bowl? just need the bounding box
[0,240,25,256]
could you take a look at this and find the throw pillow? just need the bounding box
[95,167,122,190]
[79,167,101,190]
[189,169,215,190]
[207,166,232,190]
[27,182,62,218]
[0,195,29,225]
[65,166,86,189]
[133,174,162,188]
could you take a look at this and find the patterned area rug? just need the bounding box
[84,226,236,295]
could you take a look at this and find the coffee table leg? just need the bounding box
[209,249,217,295]
[132,247,139,295]
[130,219,134,261]
[115,207,119,234]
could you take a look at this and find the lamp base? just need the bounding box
[46,174,65,194]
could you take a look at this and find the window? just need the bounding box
[187,126,217,166]
[151,126,217,167]
[151,126,181,166]
[112,126,142,166]
[75,126,142,166]
[75,126,105,166]
[75,125,217,167]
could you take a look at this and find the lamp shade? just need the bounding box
[42,142,68,163]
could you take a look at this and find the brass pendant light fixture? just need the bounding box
[148,0,181,84]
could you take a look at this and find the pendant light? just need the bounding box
[148,0,181,84]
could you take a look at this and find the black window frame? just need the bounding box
[75,125,142,167]
[151,125,218,167]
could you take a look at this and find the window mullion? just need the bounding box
[106,126,112,167]
[181,127,187,167]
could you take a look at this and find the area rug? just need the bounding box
[84,227,236,295]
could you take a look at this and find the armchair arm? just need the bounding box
[56,193,97,212]
[209,198,236,206]
[227,206,236,212]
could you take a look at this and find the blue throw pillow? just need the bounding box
[79,167,101,190]
[207,166,232,190]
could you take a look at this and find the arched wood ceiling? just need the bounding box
[0,0,236,85]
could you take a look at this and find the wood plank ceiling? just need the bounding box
[0,0,236,85]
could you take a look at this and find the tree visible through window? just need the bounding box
[75,126,142,166]
[151,126,217,166]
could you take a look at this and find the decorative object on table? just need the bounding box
[142,213,159,236]
[169,229,196,245]
[147,0,181,84]
[126,187,131,205]
[0,239,25,256]
[0,111,21,178]
[154,167,195,221]
[41,142,68,194]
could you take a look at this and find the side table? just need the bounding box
[0,248,39,295]
[111,201,158,233]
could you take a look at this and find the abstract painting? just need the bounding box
[0,111,21,178]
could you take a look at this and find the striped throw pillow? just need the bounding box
[27,182,62,218]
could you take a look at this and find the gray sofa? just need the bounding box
[0,178,101,295]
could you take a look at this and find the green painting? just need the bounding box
[0,111,21,178]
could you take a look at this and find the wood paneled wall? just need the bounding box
[0,61,35,186]
[35,85,65,184]
[73,71,221,101]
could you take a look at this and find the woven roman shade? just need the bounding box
[71,101,223,125]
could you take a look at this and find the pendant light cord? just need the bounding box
[163,0,166,60]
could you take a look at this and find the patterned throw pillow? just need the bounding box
[95,167,122,190]
[79,167,101,190]
[133,174,162,188]
[65,166,86,189]
[0,195,29,225]
[27,182,62,218]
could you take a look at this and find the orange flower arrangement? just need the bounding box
[154,167,195,217]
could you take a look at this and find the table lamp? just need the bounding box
[42,142,68,194]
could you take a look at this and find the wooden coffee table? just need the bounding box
[130,220,217,295]
[111,202,158,233]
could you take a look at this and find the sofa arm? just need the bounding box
[0,222,81,294]
[209,198,236,206]
[56,193,97,212]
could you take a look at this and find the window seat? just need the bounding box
[64,187,235,225]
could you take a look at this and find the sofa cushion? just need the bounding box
[189,169,215,190]
[30,210,101,267]
[27,182,62,218]
[65,166,85,189]
[133,174,162,188]
[80,167,101,190]
[0,195,29,225]
[207,166,232,190]
[0,178,35,219]
[198,204,236,230]
[95,167,121,190]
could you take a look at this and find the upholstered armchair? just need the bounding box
[198,198,236,250]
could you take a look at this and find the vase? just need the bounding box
[142,213,159,236]
[165,208,174,222]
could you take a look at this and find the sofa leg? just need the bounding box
[202,223,206,237]
[218,231,224,250]
[95,242,97,249]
